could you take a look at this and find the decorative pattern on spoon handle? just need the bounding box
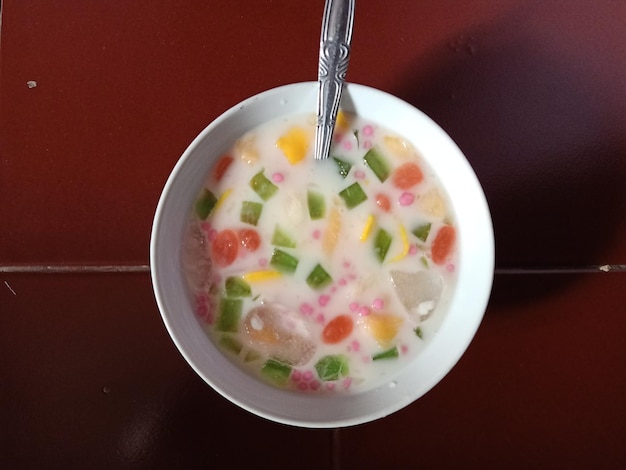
[315,0,355,160]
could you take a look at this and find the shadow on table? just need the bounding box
[391,11,626,305]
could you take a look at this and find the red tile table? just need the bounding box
[2,1,625,468]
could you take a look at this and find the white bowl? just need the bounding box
[150,82,494,428]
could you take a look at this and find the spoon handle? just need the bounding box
[314,0,355,160]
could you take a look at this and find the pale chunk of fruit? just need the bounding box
[383,135,415,158]
[322,206,342,255]
[418,189,447,218]
[390,270,443,321]
[234,134,258,165]
[242,303,316,366]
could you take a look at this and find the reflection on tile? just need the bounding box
[338,273,626,469]
[1,273,333,468]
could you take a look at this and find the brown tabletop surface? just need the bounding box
[2,1,625,468]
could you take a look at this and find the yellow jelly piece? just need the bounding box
[276,127,309,164]
[322,207,342,255]
[213,188,232,212]
[242,270,282,282]
[365,313,403,346]
[360,215,376,242]
[389,225,409,262]
[383,135,415,158]
[335,110,351,132]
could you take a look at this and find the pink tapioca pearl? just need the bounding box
[298,382,308,391]
[339,278,347,286]
[351,340,360,352]
[303,370,314,382]
[372,298,384,310]
[409,244,418,255]
[315,313,325,324]
[271,172,284,183]
[312,229,321,240]
[358,306,371,317]
[363,125,374,136]
[292,370,302,382]
[200,221,211,233]
[399,192,415,206]
[309,380,321,391]
[300,302,314,315]
[354,170,366,179]
[258,258,268,267]
[349,302,359,312]
[196,304,207,317]
[363,140,373,149]
[401,345,409,355]
[326,382,336,391]
[318,295,330,307]
[342,377,353,390]
[447,263,456,273]
[207,229,218,241]
[343,261,351,269]
[343,141,353,151]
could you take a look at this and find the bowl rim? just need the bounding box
[150,81,494,428]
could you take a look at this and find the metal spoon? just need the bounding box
[314,0,355,160]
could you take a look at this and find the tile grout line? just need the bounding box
[0,265,625,274]
[494,265,625,274]
[331,428,341,470]
[0,265,150,273]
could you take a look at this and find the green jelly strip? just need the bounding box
[315,354,349,382]
[412,222,432,242]
[271,225,296,248]
[414,326,423,339]
[363,147,391,182]
[219,335,243,355]
[269,249,299,273]
[333,156,352,179]
[240,201,263,226]
[307,190,326,219]
[261,359,292,385]
[339,182,368,209]
[374,228,393,263]
[216,298,243,332]
[225,277,251,297]
[249,170,278,201]
[372,346,399,361]
[306,263,333,290]
[195,188,218,220]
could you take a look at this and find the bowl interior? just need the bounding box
[150,82,494,427]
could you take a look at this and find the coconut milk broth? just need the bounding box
[182,112,458,393]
